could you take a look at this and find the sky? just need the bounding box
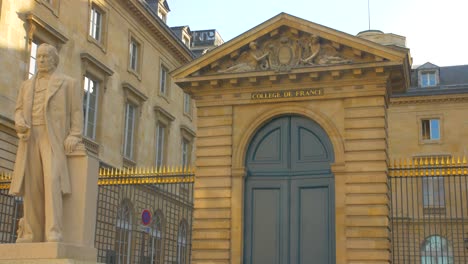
[167,0,468,67]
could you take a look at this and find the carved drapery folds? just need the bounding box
[216,29,353,74]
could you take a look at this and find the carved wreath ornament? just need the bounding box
[219,32,352,73]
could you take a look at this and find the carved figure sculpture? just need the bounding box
[221,42,269,72]
[300,35,320,65]
[9,43,83,243]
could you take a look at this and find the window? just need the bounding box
[154,106,174,168]
[181,138,189,167]
[124,103,137,160]
[421,236,453,264]
[183,93,191,116]
[28,40,40,78]
[422,119,440,140]
[420,71,437,87]
[157,9,167,23]
[177,221,188,264]
[152,211,164,264]
[155,123,165,168]
[89,5,102,41]
[159,65,168,96]
[116,200,133,264]
[422,177,445,208]
[80,53,113,155]
[180,125,195,168]
[122,82,148,165]
[129,38,139,72]
[83,76,99,139]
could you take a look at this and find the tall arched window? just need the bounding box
[116,199,133,264]
[152,210,164,264]
[176,220,188,264]
[421,235,453,264]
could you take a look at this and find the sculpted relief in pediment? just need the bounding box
[200,28,370,76]
[221,35,351,73]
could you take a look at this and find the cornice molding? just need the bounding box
[123,0,193,64]
[390,94,468,105]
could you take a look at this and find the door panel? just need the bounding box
[290,178,334,264]
[244,180,289,264]
[245,115,335,264]
[247,117,289,174]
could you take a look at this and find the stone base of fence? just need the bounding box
[0,242,98,263]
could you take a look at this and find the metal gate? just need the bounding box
[389,157,468,264]
[0,166,194,264]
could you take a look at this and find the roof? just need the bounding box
[393,64,468,97]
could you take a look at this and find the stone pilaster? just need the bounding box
[343,95,390,263]
[192,106,233,264]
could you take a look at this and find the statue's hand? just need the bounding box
[64,136,81,154]
[15,123,29,134]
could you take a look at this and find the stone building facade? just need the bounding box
[173,13,468,264]
[1,1,468,263]
[0,0,196,263]
[0,0,196,173]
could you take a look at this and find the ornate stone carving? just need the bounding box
[217,30,353,74]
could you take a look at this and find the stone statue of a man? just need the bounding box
[9,43,83,243]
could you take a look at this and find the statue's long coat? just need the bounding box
[9,72,83,196]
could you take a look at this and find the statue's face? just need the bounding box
[36,46,56,73]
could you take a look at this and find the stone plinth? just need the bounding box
[63,147,99,247]
[0,242,98,263]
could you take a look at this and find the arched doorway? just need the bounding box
[244,115,335,264]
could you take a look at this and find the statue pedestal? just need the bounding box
[0,147,100,263]
[63,148,99,248]
[0,242,98,263]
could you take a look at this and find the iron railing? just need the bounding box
[0,167,195,264]
[389,157,468,264]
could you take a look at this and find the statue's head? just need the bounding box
[249,42,258,50]
[36,43,59,74]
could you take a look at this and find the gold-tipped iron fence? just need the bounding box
[389,155,468,264]
[388,156,468,177]
[0,166,195,190]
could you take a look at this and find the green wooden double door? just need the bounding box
[244,116,335,264]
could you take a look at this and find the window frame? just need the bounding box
[422,176,445,208]
[88,1,108,52]
[421,235,453,264]
[421,119,440,141]
[153,106,175,168]
[155,122,166,168]
[28,40,40,78]
[115,199,133,264]
[82,75,99,140]
[176,220,188,264]
[122,82,148,166]
[418,115,443,144]
[123,102,137,160]
[159,64,169,98]
[180,125,195,168]
[128,31,143,79]
[183,92,192,118]
[418,70,439,88]
[80,52,113,155]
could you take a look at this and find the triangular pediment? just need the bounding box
[174,13,410,81]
